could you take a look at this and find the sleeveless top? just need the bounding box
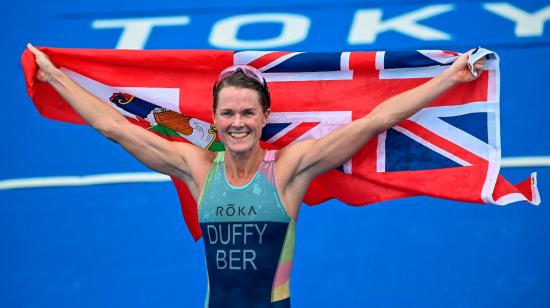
[198,150,296,308]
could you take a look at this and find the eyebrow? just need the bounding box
[219,108,257,113]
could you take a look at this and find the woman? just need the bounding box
[27,44,485,307]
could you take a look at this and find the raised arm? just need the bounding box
[278,50,485,198]
[26,44,212,189]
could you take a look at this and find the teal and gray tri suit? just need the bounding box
[198,150,296,308]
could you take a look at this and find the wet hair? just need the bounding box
[212,71,271,112]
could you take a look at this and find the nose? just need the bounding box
[232,114,244,128]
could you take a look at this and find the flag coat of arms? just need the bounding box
[21,47,540,240]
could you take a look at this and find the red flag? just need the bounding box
[21,47,540,240]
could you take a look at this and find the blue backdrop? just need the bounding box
[1,0,549,307]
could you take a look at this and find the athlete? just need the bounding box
[27,43,485,307]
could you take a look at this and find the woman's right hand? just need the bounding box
[27,43,60,83]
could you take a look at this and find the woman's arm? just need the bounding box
[280,49,485,183]
[27,44,212,182]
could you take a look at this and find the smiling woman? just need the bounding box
[26,43,485,307]
[215,86,268,156]
[212,66,271,160]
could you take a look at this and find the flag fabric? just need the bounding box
[21,47,541,240]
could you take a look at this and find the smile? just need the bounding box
[228,132,250,139]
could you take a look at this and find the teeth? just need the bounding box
[229,132,249,138]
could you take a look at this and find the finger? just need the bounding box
[462,48,480,65]
[27,43,43,57]
[475,56,486,64]
[27,43,37,53]
[474,57,486,70]
[37,70,47,82]
[454,52,470,69]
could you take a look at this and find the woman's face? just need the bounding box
[213,86,269,155]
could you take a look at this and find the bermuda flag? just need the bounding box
[21,47,540,240]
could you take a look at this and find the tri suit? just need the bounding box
[198,150,296,308]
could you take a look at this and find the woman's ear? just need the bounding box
[263,108,271,126]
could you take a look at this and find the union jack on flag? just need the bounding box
[21,47,540,240]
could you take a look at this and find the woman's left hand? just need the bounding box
[447,49,486,84]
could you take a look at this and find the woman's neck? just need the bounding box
[224,145,265,183]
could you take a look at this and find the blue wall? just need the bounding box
[1,1,549,307]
